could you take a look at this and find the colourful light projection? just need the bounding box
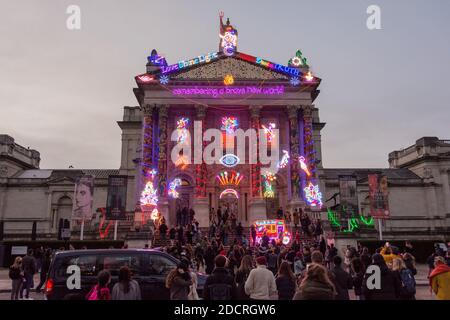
[159,75,169,85]
[137,75,155,83]
[304,71,314,82]
[220,31,237,56]
[216,171,244,186]
[224,74,234,86]
[219,188,239,199]
[304,182,323,208]
[219,154,240,167]
[221,116,239,134]
[262,171,276,198]
[161,52,219,74]
[172,86,285,98]
[168,178,182,198]
[277,150,290,169]
[262,123,276,143]
[299,156,311,177]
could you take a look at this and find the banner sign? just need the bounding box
[339,175,358,218]
[106,175,128,220]
[368,174,390,219]
[72,175,94,221]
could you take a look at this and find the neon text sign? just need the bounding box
[161,52,219,74]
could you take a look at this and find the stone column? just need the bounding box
[287,105,304,212]
[157,105,170,225]
[193,105,209,227]
[303,105,316,180]
[441,169,450,213]
[139,104,155,209]
[248,106,266,222]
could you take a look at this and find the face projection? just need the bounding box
[73,177,94,220]
[75,184,91,208]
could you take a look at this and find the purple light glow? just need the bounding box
[172,86,284,98]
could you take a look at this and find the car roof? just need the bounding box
[53,248,170,258]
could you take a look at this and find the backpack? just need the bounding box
[400,269,416,295]
[209,283,232,300]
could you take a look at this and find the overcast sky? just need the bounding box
[1,0,449,170]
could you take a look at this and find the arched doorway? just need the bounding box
[218,188,239,223]
[168,174,194,226]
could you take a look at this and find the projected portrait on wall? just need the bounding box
[72,175,94,220]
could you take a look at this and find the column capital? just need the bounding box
[195,105,208,119]
[287,105,300,119]
[142,104,155,116]
[302,105,313,117]
[249,106,263,118]
[157,104,169,118]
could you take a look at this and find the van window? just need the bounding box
[98,254,142,276]
[148,254,176,275]
[55,255,98,279]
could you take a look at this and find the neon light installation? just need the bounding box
[224,74,234,86]
[140,169,158,208]
[262,171,276,198]
[290,76,300,86]
[277,150,290,169]
[137,75,154,83]
[159,75,169,85]
[304,71,314,82]
[304,182,323,208]
[219,188,239,199]
[220,30,237,56]
[255,57,300,77]
[289,50,308,67]
[254,219,289,245]
[168,178,182,198]
[216,171,244,186]
[161,52,219,75]
[299,156,311,177]
[172,86,285,98]
[221,116,239,134]
[175,155,189,170]
[219,154,240,167]
[262,123,276,143]
[176,117,189,143]
[147,50,167,66]
[150,208,159,220]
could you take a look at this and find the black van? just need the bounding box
[44,249,206,300]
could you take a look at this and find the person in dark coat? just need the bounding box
[360,247,372,272]
[331,256,352,300]
[351,257,365,300]
[21,249,37,300]
[165,260,192,300]
[36,248,52,293]
[276,261,296,300]
[204,246,216,275]
[203,255,236,300]
[293,263,336,300]
[250,224,257,246]
[177,225,184,245]
[362,253,402,300]
[235,255,253,300]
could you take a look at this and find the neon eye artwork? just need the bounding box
[176,117,189,143]
[219,154,240,167]
[168,178,182,198]
[216,171,244,186]
[299,156,311,176]
[262,123,276,143]
[277,150,290,169]
[304,182,323,208]
[221,117,239,135]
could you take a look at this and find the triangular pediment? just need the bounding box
[172,55,290,81]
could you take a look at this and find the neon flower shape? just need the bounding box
[219,154,240,167]
[304,182,323,208]
[138,75,154,83]
[299,156,311,176]
[176,117,189,143]
[175,155,189,170]
[150,208,159,220]
[216,171,244,186]
[290,77,300,86]
[304,71,314,82]
[262,123,276,143]
[290,56,302,67]
[277,150,290,169]
[282,231,291,245]
[220,188,239,199]
[221,117,238,134]
[140,180,158,207]
[168,178,182,198]
[159,75,169,85]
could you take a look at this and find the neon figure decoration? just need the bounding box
[290,77,300,86]
[219,12,237,56]
[168,178,182,198]
[140,169,158,208]
[262,171,276,198]
[277,150,290,169]
[221,116,239,134]
[147,49,167,66]
[304,71,314,82]
[299,156,311,177]
[216,171,244,186]
[219,154,240,167]
[224,74,234,86]
[219,188,239,199]
[176,117,189,143]
[304,182,323,208]
[262,123,276,143]
[254,220,290,245]
[159,75,169,85]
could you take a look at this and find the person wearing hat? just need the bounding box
[429,256,450,300]
[244,256,278,300]
[165,260,193,300]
